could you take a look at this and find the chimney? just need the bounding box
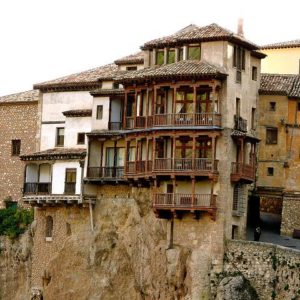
[237,18,244,37]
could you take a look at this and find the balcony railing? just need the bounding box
[125,161,152,175]
[153,193,216,209]
[153,158,218,173]
[234,115,247,132]
[153,113,221,127]
[125,113,221,129]
[23,182,51,194]
[108,122,122,130]
[231,162,255,182]
[87,167,124,179]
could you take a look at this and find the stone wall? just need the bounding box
[212,240,300,300]
[0,99,38,206]
[281,196,300,236]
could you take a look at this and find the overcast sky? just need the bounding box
[0,0,298,96]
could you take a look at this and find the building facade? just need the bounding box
[0,90,39,207]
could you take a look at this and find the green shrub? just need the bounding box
[0,206,33,239]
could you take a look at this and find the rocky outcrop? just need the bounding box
[0,229,33,300]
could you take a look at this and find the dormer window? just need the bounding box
[156,50,164,65]
[178,47,184,61]
[187,45,201,60]
[167,49,175,64]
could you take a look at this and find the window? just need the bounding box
[267,167,274,176]
[167,49,175,64]
[297,102,300,111]
[96,105,103,119]
[251,108,256,130]
[232,184,245,216]
[233,46,245,83]
[269,102,276,111]
[56,128,64,147]
[77,133,85,145]
[187,45,201,60]
[64,169,76,194]
[156,50,164,65]
[252,66,257,81]
[236,98,240,117]
[266,128,278,144]
[113,82,120,89]
[45,216,53,240]
[11,139,21,156]
[178,47,184,61]
[126,66,137,71]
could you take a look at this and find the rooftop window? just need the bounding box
[188,45,201,60]
[156,50,164,65]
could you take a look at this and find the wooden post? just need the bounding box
[212,135,216,171]
[172,135,176,172]
[113,139,117,177]
[152,136,156,169]
[169,218,174,249]
[192,177,195,206]
[210,180,214,207]
[134,91,138,128]
[192,135,196,171]
[135,138,139,173]
[146,137,149,172]
[172,178,176,206]
[100,141,104,177]
[146,88,149,127]
[193,85,197,125]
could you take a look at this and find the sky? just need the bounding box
[0,0,299,96]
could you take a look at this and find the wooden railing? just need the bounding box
[153,158,218,172]
[108,122,122,130]
[87,167,124,178]
[231,162,255,179]
[23,182,51,194]
[153,193,216,208]
[125,161,152,175]
[125,113,221,129]
[153,113,221,127]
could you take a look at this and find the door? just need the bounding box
[64,169,76,194]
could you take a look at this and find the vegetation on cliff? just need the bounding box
[0,204,33,239]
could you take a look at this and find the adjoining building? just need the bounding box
[257,73,300,236]
[0,90,39,207]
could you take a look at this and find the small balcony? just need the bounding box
[86,166,124,181]
[153,193,217,220]
[23,182,51,194]
[231,162,255,183]
[125,161,153,177]
[234,115,247,132]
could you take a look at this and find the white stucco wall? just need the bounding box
[91,96,110,130]
[51,161,82,194]
[65,117,91,148]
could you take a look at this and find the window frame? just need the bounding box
[11,139,21,156]
[96,105,103,120]
[187,45,201,60]
[56,128,64,147]
[267,167,274,176]
[155,49,164,65]
[77,132,85,145]
[266,127,278,145]
[252,66,257,81]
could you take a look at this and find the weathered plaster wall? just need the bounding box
[281,196,300,236]
[212,240,300,300]
[0,102,38,205]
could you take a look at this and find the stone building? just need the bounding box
[261,40,300,74]
[257,73,300,236]
[21,23,266,297]
[0,90,39,206]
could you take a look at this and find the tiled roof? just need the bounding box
[90,88,125,97]
[0,90,39,104]
[62,109,92,117]
[20,148,86,161]
[116,60,227,83]
[261,40,300,50]
[34,64,122,91]
[114,52,144,65]
[259,74,300,97]
[142,23,258,50]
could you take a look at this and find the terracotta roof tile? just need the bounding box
[289,76,300,99]
[114,52,144,65]
[0,90,39,104]
[259,74,297,96]
[142,23,258,50]
[116,60,227,83]
[20,148,86,161]
[34,64,121,90]
[62,109,92,117]
[261,40,300,50]
[90,88,125,97]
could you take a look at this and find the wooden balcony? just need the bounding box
[23,182,51,194]
[125,113,221,129]
[153,193,217,220]
[125,161,153,177]
[153,158,218,177]
[86,167,124,181]
[22,194,96,207]
[231,162,255,183]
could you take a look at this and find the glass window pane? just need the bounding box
[167,50,175,64]
[156,50,164,65]
[188,46,201,60]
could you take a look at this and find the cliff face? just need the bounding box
[0,230,33,300]
[42,193,191,300]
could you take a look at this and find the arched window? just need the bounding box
[45,216,53,240]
